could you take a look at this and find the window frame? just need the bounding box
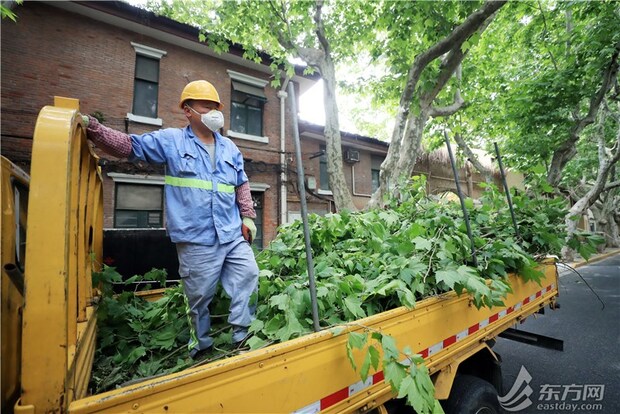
[318,145,332,194]
[127,42,167,126]
[226,70,270,143]
[108,173,165,229]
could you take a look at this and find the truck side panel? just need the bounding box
[69,264,557,414]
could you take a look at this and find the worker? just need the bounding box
[82,80,259,360]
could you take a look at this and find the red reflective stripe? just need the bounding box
[373,371,384,384]
[443,335,457,348]
[489,313,499,323]
[320,387,348,410]
[469,324,480,335]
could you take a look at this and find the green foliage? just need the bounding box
[1,0,22,22]
[251,175,572,349]
[90,267,192,392]
[92,174,600,399]
[347,330,444,414]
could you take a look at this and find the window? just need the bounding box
[128,43,166,126]
[227,70,269,142]
[319,145,330,192]
[251,192,264,249]
[114,183,163,228]
[371,155,383,192]
[133,55,159,118]
[230,81,266,136]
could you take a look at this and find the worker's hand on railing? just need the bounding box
[241,217,256,244]
[82,115,90,127]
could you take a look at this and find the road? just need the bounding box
[493,253,620,414]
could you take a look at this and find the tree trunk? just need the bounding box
[561,108,620,258]
[321,56,356,211]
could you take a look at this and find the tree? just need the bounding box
[146,0,388,211]
[448,1,619,253]
[365,0,507,207]
[563,101,620,256]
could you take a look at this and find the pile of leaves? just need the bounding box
[247,175,601,347]
[90,175,602,401]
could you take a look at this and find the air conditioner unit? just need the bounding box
[344,150,360,163]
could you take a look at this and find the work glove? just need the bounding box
[241,217,257,244]
[81,115,90,127]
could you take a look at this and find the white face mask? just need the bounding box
[188,106,224,132]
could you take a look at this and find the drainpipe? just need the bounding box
[278,77,291,226]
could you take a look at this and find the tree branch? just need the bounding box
[313,0,330,54]
[547,41,620,186]
[537,0,559,70]
[389,0,507,144]
[429,97,467,117]
[453,132,494,182]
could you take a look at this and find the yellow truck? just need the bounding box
[2,98,562,414]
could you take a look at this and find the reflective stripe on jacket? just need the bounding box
[129,126,247,245]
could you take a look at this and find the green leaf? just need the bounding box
[348,332,367,350]
[360,351,372,382]
[368,345,380,371]
[435,269,461,289]
[413,237,433,251]
[381,335,400,360]
[344,296,366,319]
[247,336,269,350]
[347,332,367,370]
[384,360,407,392]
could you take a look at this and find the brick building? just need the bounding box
[1,1,513,277]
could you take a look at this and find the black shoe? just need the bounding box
[234,334,252,350]
[191,346,212,361]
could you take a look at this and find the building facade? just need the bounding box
[1,1,511,278]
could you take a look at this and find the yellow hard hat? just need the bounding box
[179,80,223,110]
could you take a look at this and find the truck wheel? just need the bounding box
[441,375,501,414]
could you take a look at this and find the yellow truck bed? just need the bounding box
[3,98,559,414]
[69,265,557,414]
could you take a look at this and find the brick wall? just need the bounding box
[1,2,292,248]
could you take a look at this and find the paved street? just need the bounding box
[493,253,620,414]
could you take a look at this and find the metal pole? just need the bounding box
[494,142,520,238]
[444,131,478,267]
[287,81,321,332]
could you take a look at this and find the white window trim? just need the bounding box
[108,172,164,185]
[227,70,268,87]
[227,130,269,144]
[126,113,163,126]
[250,182,270,192]
[131,42,167,59]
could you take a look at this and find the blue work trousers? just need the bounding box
[176,237,258,356]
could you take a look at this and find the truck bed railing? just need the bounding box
[16,97,103,414]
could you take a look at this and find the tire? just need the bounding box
[441,375,501,414]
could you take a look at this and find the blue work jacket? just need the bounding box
[129,126,247,245]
